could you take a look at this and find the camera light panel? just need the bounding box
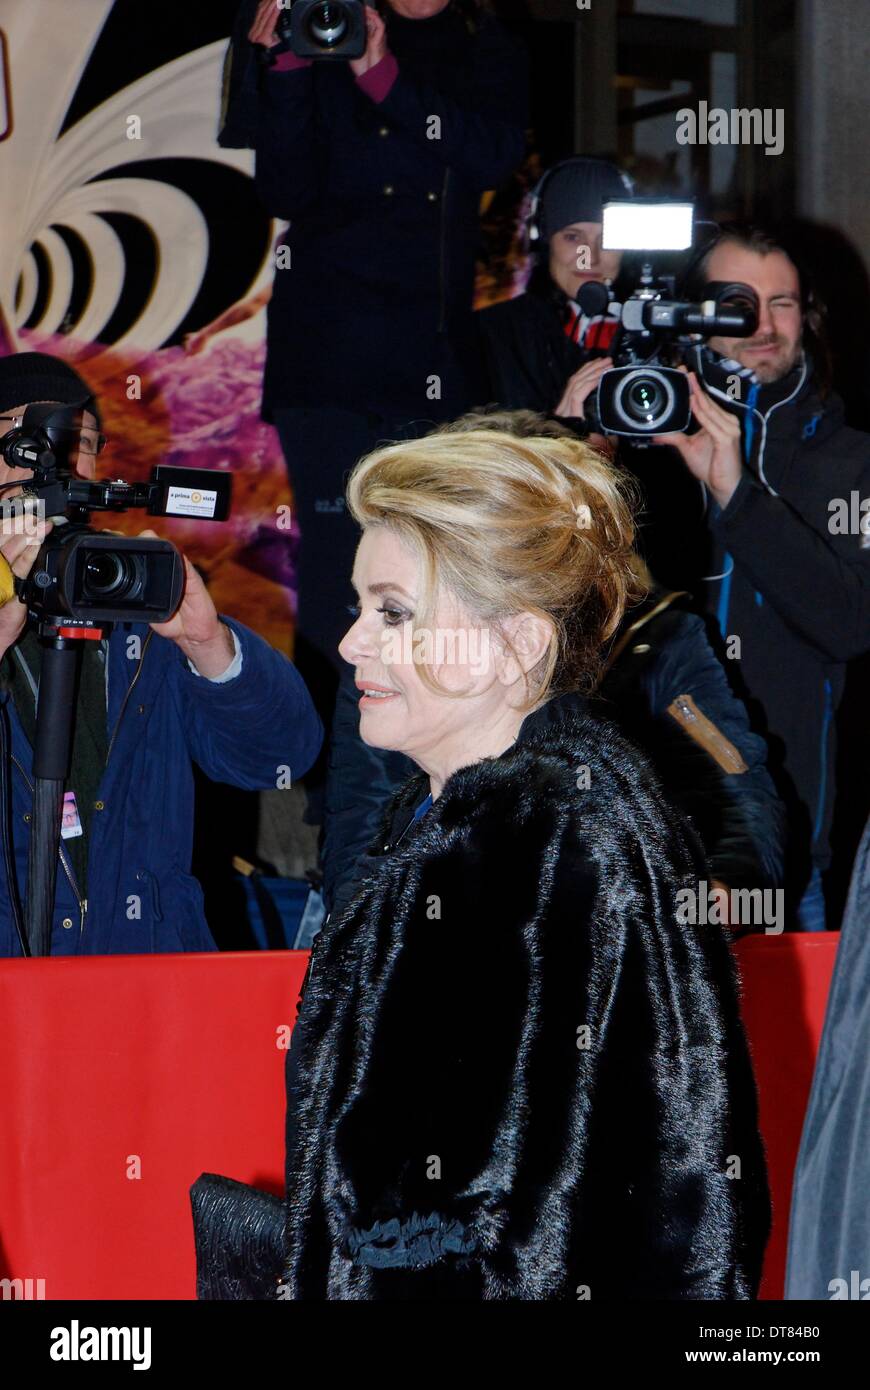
[602,201,695,252]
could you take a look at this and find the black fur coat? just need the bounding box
[277,708,770,1300]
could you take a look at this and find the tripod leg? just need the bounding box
[26,777,65,957]
[25,639,83,956]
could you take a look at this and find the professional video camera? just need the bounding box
[265,0,376,62]
[0,403,231,629]
[583,201,759,441]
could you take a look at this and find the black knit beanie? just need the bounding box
[0,352,100,425]
[538,158,635,241]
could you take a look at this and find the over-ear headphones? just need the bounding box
[1,423,55,474]
[526,157,636,247]
[0,402,89,476]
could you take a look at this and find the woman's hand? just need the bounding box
[349,5,389,75]
[554,357,612,420]
[248,0,281,47]
[654,371,744,510]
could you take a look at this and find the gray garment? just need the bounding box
[785,814,870,1299]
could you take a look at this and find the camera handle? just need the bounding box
[25,624,104,957]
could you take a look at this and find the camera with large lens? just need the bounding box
[1,403,231,630]
[273,0,371,61]
[585,202,759,441]
[25,528,186,627]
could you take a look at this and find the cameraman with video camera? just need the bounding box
[219,0,527,825]
[0,353,323,957]
[654,226,870,930]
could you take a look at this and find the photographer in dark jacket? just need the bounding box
[655,226,870,929]
[220,0,528,821]
[476,173,859,929]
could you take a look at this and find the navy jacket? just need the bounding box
[595,594,785,895]
[221,1,527,420]
[0,618,322,956]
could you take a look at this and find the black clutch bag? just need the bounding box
[190,1173,287,1300]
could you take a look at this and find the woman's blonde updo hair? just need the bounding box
[345,415,645,711]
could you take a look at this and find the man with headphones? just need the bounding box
[0,352,322,956]
[654,226,870,930]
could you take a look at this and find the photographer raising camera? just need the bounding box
[219,0,528,826]
[657,227,870,929]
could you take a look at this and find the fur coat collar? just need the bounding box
[282,709,770,1299]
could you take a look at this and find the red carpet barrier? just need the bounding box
[0,936,840,1301]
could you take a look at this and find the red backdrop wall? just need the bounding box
[0,935,840,1301]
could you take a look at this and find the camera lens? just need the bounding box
[306,2,349,47]
[626,378,664,421]
[82,550,138,600]
[614,370,675,431]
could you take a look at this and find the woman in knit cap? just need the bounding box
[476,155,636,438]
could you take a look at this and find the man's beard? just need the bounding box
[730,336,802,383]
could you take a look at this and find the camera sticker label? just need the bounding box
[61,791,83,840]
[166,485,217,518]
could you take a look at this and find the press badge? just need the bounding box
[61,791,83,839]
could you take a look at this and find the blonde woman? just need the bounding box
[193,428,770,1300]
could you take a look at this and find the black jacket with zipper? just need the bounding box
[700,356,870,893]
[221,2,527,421]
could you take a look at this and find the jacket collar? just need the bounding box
[380,690,591,851]
[696,344,809,409]
[516,688,590,743]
